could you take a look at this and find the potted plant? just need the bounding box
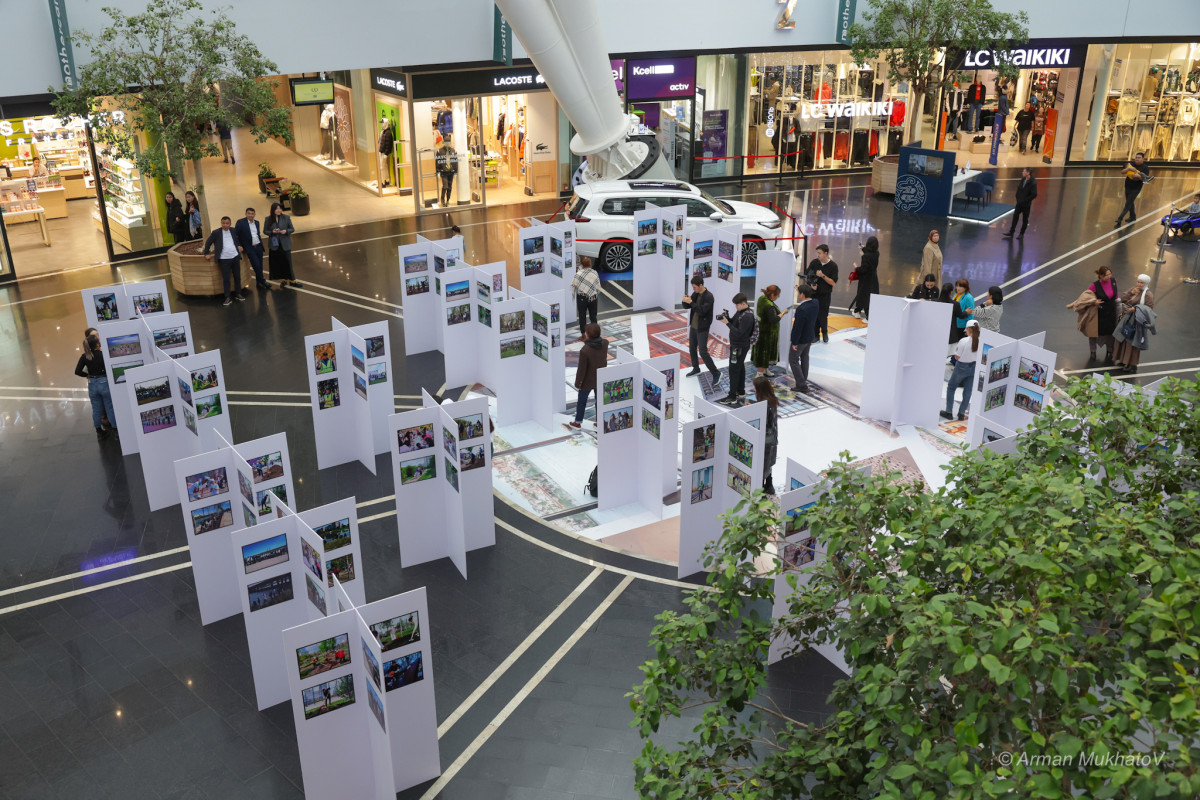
[257,162,275,194]
[286,182,309,216]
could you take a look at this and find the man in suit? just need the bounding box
[235,207,268,289]
[203,216,245,306]
[789,283,818,394]
[1003,168,1038,239]
[682,276,720,383]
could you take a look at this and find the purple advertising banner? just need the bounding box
[700,109,728,177]
[626,57,696,100]
[610,59,625,93]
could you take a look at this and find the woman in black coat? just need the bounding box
[851,236,880,320]
[164,192,187,244]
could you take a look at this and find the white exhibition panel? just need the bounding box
[859,296,951,431]
[297,497,368,609]
[441,264,484,389]
[677,401,767,579]
[490,295,535,428]
[425,392,496,553]
[436,404,468,579]
[528,294,558,429]
[691,223,742,341]
[755,248,799,303]
[644,354,682,498]
[175,431,294,625]
[632,204,686,313]
[305,323,375,473]
[388,406,455,571]
[966,330,1057,449]
[595,357,641,512]
[399,240,439,356]
[335,318,394,455]
[517,220,578,325]
[81,278,172,330]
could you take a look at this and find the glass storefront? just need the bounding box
[695,54,748,181]
[625,57,698,182]
[1070,42,1200,164]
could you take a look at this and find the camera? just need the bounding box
[717,309,731,322]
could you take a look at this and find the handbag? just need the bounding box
[848,269,859,282]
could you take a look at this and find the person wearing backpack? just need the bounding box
[568,323,608,430]
[718,293,756,406]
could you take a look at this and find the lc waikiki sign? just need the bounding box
[802,101,893,119]
[960,42,1084,69]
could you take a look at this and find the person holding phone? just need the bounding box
[718,294,755,406]
[788,283,818,394]
[266,202,302,288]
[682,276,719,382]
[752,285,784,375]
[804,244,838,343]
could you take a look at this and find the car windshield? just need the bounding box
[698,189,735,216]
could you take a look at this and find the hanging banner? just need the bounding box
[1041,108,1060,163]
[493,5,512,67]
[835,0,857,46]
[989,113,1002,166]
[700,110,728,178]
[48,0,78,91]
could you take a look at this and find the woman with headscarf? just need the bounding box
[850,236,880,320]
[921,230,943,284]
[1112,273,1156,374]
[752,285,783,375]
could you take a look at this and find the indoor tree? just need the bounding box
[630,375,1200,799]
[52,0,292,232]
[848,0,1029,144]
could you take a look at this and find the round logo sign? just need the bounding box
[894,175,928,213]
[764,127,775,138]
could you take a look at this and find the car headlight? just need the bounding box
[762,218,782,229]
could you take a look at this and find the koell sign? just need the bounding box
[626,57,696,100]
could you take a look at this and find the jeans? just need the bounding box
[727,345,748,397]
[688,326,719,376]
[439,173,455,205]
[1018,129,1030,152]
[788,343,811,392]
[217,257,242,299]
[945,360,977,417]
[574,387,594,423]
[88,377,117,430]
[1116,191,1140,224]
[968,103,982,131]
[244,246,265,284]
[576,295,597,335]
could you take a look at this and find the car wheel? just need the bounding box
[599,240,634,272]
[740,237,764,269]
[1182,222,1193,236]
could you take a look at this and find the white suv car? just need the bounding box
[566,180,783,272]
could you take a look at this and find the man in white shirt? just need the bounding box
[235,207,268,290]
[203,216,246,305]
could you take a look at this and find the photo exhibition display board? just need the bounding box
[966,330,1057,449]
[174,431,296,625]
[689,222,743,341]
[81,278,172,330]
[594,351,680,513]
[231,491,367,710]
[631,203,686,313]
[753,249,801,365]
[859,295,953,432]
[678,398,767,579]
[95,310,197,458]
[438,260,506,390]
[398,233,465,356]
[387,392,494,579]
[304,317,389,472]
[518,218,578,326]
[283,586,439,798]
[123,348,232,510]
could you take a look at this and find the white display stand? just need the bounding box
[677,399,767,579]
[518,219,578,326]
[173,430,296,625]
[96,311,197,458]
[387,392,494,578]
[81,277,172,330]
[690,222,742,341]
[304,317,388,471]
[398,233,464,356]
[754,248,798,302]
[966,330,1057,449]
[282,585,440,798]
[631,204,686,313]
[859,295,952,432]
[230,490,368,710]
[439,261,507,390]
[594,350,680,513]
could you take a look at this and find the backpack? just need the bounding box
[585,467,598,498]
[748,314,760,348]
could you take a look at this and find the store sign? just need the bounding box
[47,0,77,91]
[775,0,798,30]
[611,60,625,93]
[801,101,893,119]
[626,58,696,100]
[835,0,857,45]
[959,41,1084,69]
[493,4,512,67]
[370,68,408,98]
[410,66,550,100]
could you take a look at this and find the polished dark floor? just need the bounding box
[2,166,1199,798]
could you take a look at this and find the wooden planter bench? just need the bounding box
[168,241,254,297]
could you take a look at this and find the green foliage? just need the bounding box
[631,375,1200,799]
[52,0,292,184]
[848,0,1029,140]
[285,182,307,200]
[258,162,276,179]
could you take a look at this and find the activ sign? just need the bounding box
[626,58,696,100]
[958,42,1084,69]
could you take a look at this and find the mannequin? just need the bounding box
[319,104,334,158]
[377,117,395,188]
[944,83,965,138]
[435,136,456,206]
[966,79,987,132]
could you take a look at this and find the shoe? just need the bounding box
[257,281,270,290]
[222,158,228,163]
[1017,232,1024,239]
[1125,365,1138,374]
[96,427,108,440]
[1103,356,1114,367]
[278,281,288,289]
[567,421,582,430]
[234,293,246,301]
[1113,221,1122,229]
[822,335,829,344]
[1088,354,1097,363]
[223,297,233,306]
[710,370,721,384]
[1002,231,1013,238]
[685,369,701,377]
[291,281,303,288]
[1127,218,1136,225]
[939,410,953,420]
[957,413,966,421]
[231,158,236,164]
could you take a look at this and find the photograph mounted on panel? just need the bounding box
[297,632,350,681]
[353,373,367,401]
[522,236,544,255]
[361,636,382,690]
[350,346,365,373]
[317,378,340,410]
[551,259,562,278]
[662,219,674,236]
[247,451,284,484]
[403,253,428,274]
[301,675,354,720]
[550,304,560,324]
[248,573,292,612]
[398,454,436,485]
[690,466,714,503]
[368,363,387,385]
[665,398,674,420]
[367,682,386,732]
[383,652,424,692]
[717,263,733,282]
[692,261,712,279]
[718,240,735,262]
[140,406,177,434]
[195,394,223,419]
[532,313,548,336]
[694,240,713,258]
[397,422,434,453]
[186,467,228,502]
[500,336,526,359]
[478,307,492,327]
[365,336,385,360]
[637,239,657,257]
[551,331,561,348]
[183,407,197,435]
[238,471,253,505]
[642,379,662,409]
[370,611,420,652]
[1014,386,1044,414]
[132,293,165,315]
[533,337,549,362]
[476,280,491,304]
[988,356,1011,384]
[241,533,289,575]
[177,377,192,407]
[152,326,187,351]
[982,428,1007,443]
[523,258,544,276]
[1017,357,1048,388]
[191,366,219,392]
[442,426,457,458]
[312,342,337,375]
[106,333,142,358]
[602,377,633,404]
[602,406,633,433]
[551,236,563,256]
[243,504,256,527]
[460,444,486,471]
[729,432,753,468]
[784,501,817,535]
[446,303,471,325]
[445,457,460,491]
[305,573,327,615]
[190,500,232,534]
[781,537,816,567]
[983,385,1007,412]
[94,292,120,321]
[256,486,287,516]
[727,463,751,498]
[134,376,171,407]
[455,414,484,440]
[663,241,674,259]
[111,361,143,384]
[446,280,470,300]
[636,219,657,237]
[405,276,430,296]
[641,409,660,439]
[500,311,525,334]
[314,517,351,552]
[692,424,716,461]
[434,255,445,273]
[492,274,504,294]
